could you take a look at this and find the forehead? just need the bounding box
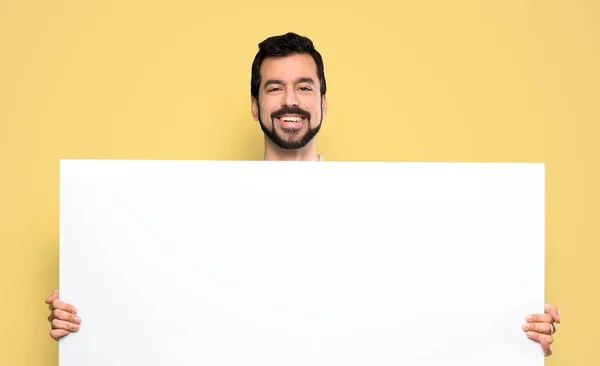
[260,53,319,84]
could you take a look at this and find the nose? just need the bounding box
[283,89,299,107]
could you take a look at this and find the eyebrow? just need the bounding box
[263,77,316,89]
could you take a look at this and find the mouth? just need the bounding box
[274,114,307,130]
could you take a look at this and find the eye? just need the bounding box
[299,86,313,91]
[267,87,282,92]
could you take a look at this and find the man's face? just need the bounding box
[252,53,327,150]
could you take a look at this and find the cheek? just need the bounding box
[259,98,279,119]
[258,106,271,120]
[300,97,320,116]
[310,102,322,123]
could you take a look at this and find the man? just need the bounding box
[45,32,561,356]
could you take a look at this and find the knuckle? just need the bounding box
[51,319,59,328]
[542,337,551,348]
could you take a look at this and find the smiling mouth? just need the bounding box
[274,114,307,130]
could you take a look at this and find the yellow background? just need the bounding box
[1,0,598,365]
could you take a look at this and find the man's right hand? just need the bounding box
[45,290,81,341]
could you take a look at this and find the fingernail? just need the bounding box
[522,323,529,331]
[73,324,80,331]
[557,308,561,322]
[74,316,81,324]
[526,331,535,338]
[72,307,78,313]
[526,315,533,321]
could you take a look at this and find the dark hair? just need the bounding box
[251,32,326,101]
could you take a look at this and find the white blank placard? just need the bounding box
[59,160,544,366]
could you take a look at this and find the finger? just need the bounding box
[51,319,80,332]
[526,331,554,352]
[541,334,554,354]
[522,322,554,335]
[45,290,59,305]
[51,299,77,314]
[50,329,71,341]
[526,313,553,323]
[545,303,561,323]
[52,309,82,324]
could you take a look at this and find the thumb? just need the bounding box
[544,303,560,323]
[45,289,59,304]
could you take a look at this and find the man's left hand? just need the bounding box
[523,303,560,356]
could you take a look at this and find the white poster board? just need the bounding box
[59,160,544,366]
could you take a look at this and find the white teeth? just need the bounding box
[281,116,301,122]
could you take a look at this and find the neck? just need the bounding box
[263,136,319,161]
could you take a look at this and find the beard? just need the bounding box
[258,103,323,150]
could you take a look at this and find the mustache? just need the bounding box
[271,106,311,121]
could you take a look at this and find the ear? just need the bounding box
[251,96,259,121]
[321,95,328,119]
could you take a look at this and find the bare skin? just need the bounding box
[45,290,81,340]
